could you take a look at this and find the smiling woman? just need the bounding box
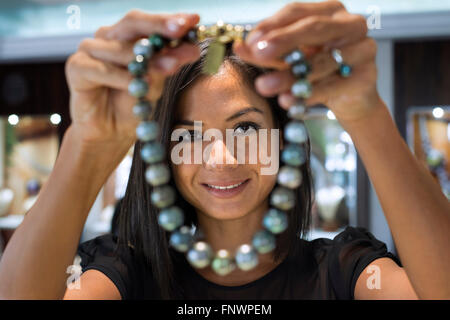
[0,1,448,301]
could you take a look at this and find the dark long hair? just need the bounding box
[116,39,313,299]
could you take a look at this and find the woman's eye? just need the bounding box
[178,130,202,142]
[233,123,259,136]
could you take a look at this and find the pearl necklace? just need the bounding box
[127,22,310,276]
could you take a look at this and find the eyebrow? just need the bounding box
[174,106,264,126]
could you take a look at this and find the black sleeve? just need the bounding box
[327,226,402,299]
[77,234,131,299]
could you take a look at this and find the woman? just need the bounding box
[0,1,448,300]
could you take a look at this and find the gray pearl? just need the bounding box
[158,206,184,231]
[270,186,295,211]
[291,79,312,99]
[169,226,193,252]
[211,249,236,276]
[235,244,258,271]
[133,38,154,58]
[291,61,311,78]
[288,102,307,120]
[136,121,159,142]
[145,163,170,186]
[277,166,303,189]
[151,185,176,209]
[284,121,308,144]
[284,50,304,65]
[252,230,276,254]
[281,144,306,167]
[128,58,147,77]
[141,142,165,164]
[128,78,149,98]
[263,208,288,234]
[187,241,213,269]
[133,100,152,119]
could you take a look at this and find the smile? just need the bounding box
[201,179,250,198]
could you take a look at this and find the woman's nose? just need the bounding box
[204,138,238,170]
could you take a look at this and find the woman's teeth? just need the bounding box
[207,181,245,190]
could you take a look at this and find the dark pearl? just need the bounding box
[149,34,165,52]
[133,38,154,58]
[235,244,258,271]
[141,142,165,164]
[284,121,308,144]
[277,166,303,189]
[291,61,311,78]
[132,99,152,119]
[281,144,306,166]
[291,79,312,99]
[184,28,198,43]
[187,241,213,268]
[128,57,148,77]
[284,50,304,65]
[270,186,295,210]
[158,206,184,231]
[288,102,307,120]
[169,226,193,252]
[252,230,276,254]
[128,78,148,98]
[211,250,236,276]
[145,163,170,186]
[136,121,159,141]
[263,208,288,234]
[151,185,176,209]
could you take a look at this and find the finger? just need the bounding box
[255,38,377,96]
[246,1,346,45]
[78,37,200,71]
[66,51,132,92]
[249,13,367,61]
[105,11,200,42]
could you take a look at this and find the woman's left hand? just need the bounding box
[233,0,383,127]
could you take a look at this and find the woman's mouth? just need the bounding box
[201,179,250,198]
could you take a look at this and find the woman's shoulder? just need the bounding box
[298,226,402,299]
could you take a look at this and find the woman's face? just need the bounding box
[170,62,280,221]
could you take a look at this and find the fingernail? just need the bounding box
[256,76,280,92]
[245,30,263,45]
[166,17,186,32]
[158,56,178,70]
[252,40,273,58]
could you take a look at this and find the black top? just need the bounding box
[77,226,401,300]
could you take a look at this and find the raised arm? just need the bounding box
[0,11,200,299]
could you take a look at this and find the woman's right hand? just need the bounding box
[65,11,200,153]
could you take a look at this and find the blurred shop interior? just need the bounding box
[0,0,450,257]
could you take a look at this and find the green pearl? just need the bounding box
[169,226,193,252]
[158,206,184,231]
[151,185,175,209]
[141,142,165,164]
[187,241,213,269]
[235,244,258,271]
[270,186,295,211]
[128,78,148,98]
[211,249,236,276]
[263,208,288,234]
[145,163,170,186]
[149,34,165,52]
[281,144,306,167]
[252,230,276,254]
